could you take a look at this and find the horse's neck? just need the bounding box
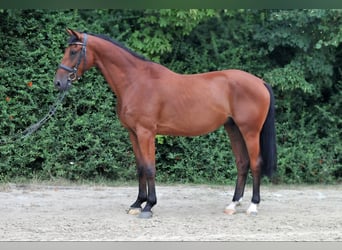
[91,40,175,99]
[95,48,143,97]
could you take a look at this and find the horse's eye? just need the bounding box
[70,50,77,56]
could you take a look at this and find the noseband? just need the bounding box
[59,33,88,82]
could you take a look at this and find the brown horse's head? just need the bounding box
[54,29,89,91]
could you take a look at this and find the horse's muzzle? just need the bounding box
[54,78,72,92]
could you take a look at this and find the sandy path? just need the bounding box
[0,184,341,241]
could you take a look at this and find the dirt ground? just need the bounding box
[0,183,341,241]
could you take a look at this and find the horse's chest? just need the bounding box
[116,92,159,131]
[116,103,148,130]
[116,103,131,128]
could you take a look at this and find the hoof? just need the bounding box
[224,201,240,215]
[127,207,141,215]
[138,211,153,219]
[224,208,236,215]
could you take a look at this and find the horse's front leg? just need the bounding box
[127,164,147,215]
[139,163,156,219]
[127,131,146,215]
[127,129,157,219]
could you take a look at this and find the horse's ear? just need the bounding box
[66,28,81,40]
[66,28,75,36]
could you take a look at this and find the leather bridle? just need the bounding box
[58,33,88,82]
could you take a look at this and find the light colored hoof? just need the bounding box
[224,200,241,215]
[246,203,258,216]
[138,211,153,219]
[224,208,236,215]
[127,207,141,215]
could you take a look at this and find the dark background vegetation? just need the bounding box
[0,9,341,184]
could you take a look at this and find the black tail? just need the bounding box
[260,83,277,177]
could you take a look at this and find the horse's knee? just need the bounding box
[137,165,156,178]
[136,165,144,178]
[146,166,156,177]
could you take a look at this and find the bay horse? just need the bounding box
[54,29,277,219]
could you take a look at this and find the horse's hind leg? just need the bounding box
[243,133,262,216]
[224,118,250,215]
[237,123,263,216]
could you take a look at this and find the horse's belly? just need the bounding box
[157,111,228,136]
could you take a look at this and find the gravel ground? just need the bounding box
[0,183,341,241]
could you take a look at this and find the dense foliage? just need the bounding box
[0,9,341,184]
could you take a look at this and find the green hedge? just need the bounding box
[0,10,341,184]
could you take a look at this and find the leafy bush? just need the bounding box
[0,10,341,184]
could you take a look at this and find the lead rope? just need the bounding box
[0,89,68,145]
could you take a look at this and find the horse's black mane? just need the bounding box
[68,32,149,62]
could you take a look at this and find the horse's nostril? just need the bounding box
[55,80,61,87]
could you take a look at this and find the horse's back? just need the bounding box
[152,69,269,136]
